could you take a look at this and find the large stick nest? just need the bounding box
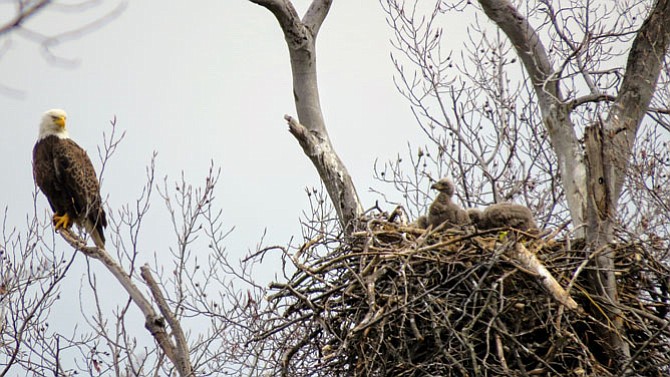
[263,214,670,376]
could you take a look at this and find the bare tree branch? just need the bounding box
[57,229,192,376]
[509,242,581,312]
[251,0,363,233]
[605,0,670,202]
[567,93,617,111]
[303,0,331,36]
[0,247,75,377]
[140,265,193,377]
[0,0,51,37]
[248,0,300,35]
[478,0,588,233]
[568,93,670,115]
[0,1,126,69]
[478,0,556,98]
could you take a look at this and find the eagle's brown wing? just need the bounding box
[53,138,107,245]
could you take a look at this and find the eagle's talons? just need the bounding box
[53,213,72,230]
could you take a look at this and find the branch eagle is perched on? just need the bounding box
[32,109,108,248]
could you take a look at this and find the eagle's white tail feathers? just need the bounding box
[83,219,106,250]
[91,229,106,250]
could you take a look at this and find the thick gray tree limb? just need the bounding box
[583,0,670,367]
[250,0,364,233]
[603,0,670,204]
[478,0,587,234]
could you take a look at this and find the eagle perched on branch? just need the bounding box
[32,109,107,248]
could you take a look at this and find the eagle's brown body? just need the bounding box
[33,110,107,248]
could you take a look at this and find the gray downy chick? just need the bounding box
[427,178,469,228]
[412,215,429,229]
[468,203,538,232]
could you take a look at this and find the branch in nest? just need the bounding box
[507,241,582,313]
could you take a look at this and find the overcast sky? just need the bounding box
[0,0,476,332]
[0,0,442,258]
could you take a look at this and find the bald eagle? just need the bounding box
[32,109,107,248]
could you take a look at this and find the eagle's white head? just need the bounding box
[39,109,69,140]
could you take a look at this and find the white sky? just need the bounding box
[0,0,475,340]
[0,0,441,257]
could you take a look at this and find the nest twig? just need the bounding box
[259,216,670,376]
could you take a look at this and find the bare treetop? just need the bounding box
[251,0,363,232]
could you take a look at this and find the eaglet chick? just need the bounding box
[467,203,538,232]
[412,215,429,229]
[426,178,469,228]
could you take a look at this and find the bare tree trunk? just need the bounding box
[250,0,363,233]
[583,0,670,367]
[584,125,630,364]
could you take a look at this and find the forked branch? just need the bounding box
[251,0,363,233]
[58,229,193,376]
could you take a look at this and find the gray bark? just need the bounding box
[250,0,364,233]
[603,0,670,202]
[584,0,670,367]
[584,125,630,363]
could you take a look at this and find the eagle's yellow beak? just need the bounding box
[54,116,66,129]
